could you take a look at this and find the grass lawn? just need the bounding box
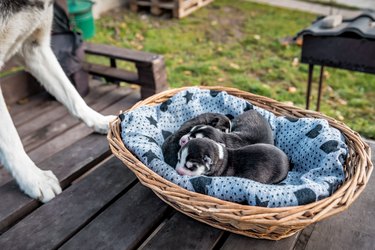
[91,0,375,139]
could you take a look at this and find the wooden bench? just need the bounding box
[0,44,374,249]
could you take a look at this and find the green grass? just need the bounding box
[91,0,375,139]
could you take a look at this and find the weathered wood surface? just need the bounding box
[84,43,168,99]
[0,81,374,249]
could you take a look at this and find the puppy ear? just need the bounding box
[209,118,219,127]
[203,155,213,165]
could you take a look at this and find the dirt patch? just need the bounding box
[204,6,247,43]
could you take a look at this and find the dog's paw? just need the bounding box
[91,115,117,134]
[17,168,62,203]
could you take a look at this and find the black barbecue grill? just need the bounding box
[297,12,375,110]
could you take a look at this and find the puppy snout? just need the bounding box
[179,135,189,146]
[176,167,186,176]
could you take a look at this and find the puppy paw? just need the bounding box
[17,168,62,203]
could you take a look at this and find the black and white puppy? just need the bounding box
[176,138,289,184]
[162,113,231,167]
[179,110,273,148]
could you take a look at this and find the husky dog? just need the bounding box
[176,138,289,184]
[0,0,116,202]
[162,113,231,167]
[179,110,273,148]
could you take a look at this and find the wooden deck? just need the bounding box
[0,80,374,249]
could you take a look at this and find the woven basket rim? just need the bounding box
[108,86,373,238]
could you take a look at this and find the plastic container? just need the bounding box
[67,0,95,39]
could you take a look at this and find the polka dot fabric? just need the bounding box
[120,88,347,207]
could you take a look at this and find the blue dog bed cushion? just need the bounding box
[120,88,347,208]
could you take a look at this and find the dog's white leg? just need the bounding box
[21,43,116,134]
[0,88,62,202]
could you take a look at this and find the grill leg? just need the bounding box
[306,64,314,110]
[317,65,324,111]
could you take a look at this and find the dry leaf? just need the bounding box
[292,57,299,67]
[338,98,347,105]
[288,86,297,93]
[229,62,240,70]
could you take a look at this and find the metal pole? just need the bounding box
[317,65,324,111]
[306,64,314,110]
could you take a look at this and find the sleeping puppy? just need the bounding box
[162,113,231,167]
[176,138,289,184]
[179,110,273,148]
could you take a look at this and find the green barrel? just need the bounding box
[67,0,95,40]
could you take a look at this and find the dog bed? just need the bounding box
[119,87,347,208]
[108,86,372,240]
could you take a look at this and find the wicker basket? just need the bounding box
[107,86,373,240]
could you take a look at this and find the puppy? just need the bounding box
[162,113,231,167]
[176,138,289,184]
[180,110,273,148]
[0,1,116,202]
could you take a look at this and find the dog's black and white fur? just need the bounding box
[179,110,273,148]
[162,113,231,167]
[176,138,289,184]
[0,0,116,202]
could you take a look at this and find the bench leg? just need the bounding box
[136,55,168,99]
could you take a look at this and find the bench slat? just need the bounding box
[83,63,139,84]
[84,43,161,64]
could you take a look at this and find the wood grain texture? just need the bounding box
[61,184,170,250]
[142,212,224,250]
[0,134,110,233]
[0,157,136,249]
[302,173,375,250]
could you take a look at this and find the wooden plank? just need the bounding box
[0,134,110,234]
[21,90,139,166]
[83,63,139,84]
[0,85,134,186]
[299,150,375,250]
[221,232,299,250]
[0,157,137,249]
[25,90,140,164]
[12,97,59,127]
[17,82,117,139]
[8,92,51,116]
[0,71,43,105]
[20,85,128,152]
[0,88,139,230]
[61,184,170,250]
[11,80,107,127]
[84,43,162,64]
[141,212,224,250]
